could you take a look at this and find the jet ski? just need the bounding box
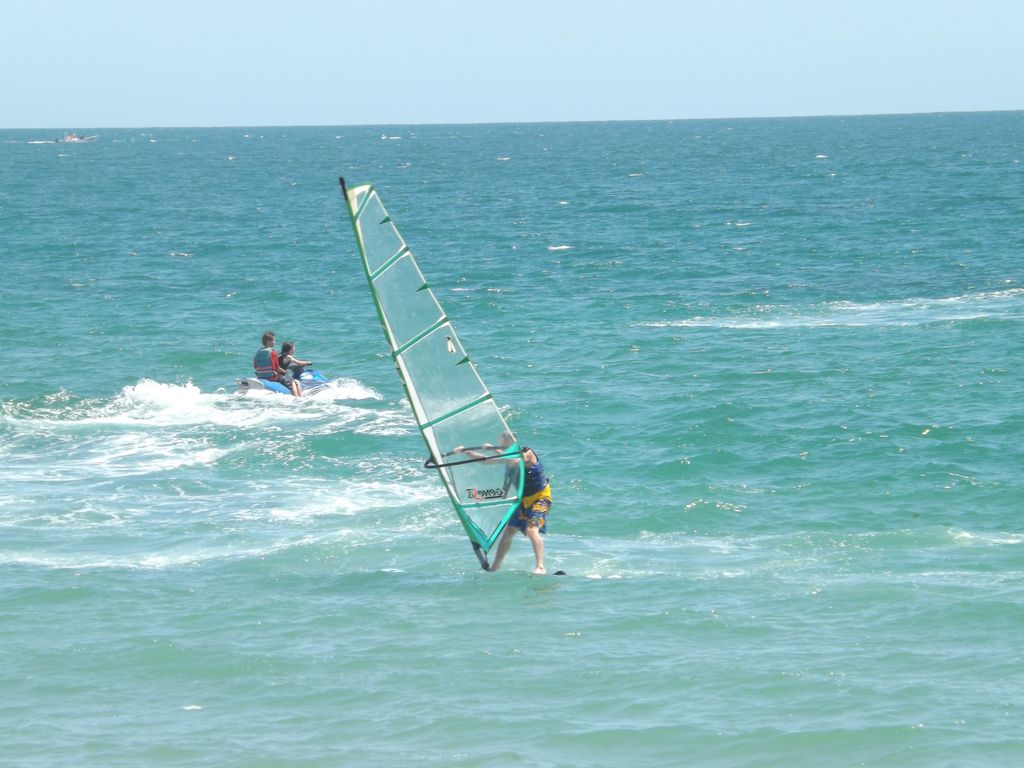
[236,369,332,396]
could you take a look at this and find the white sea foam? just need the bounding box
[640,288,1024,330]
[0,534,328,570]
[952,529,1024,546]
[70,435,228,477]
[0,378,404,488]
[18,379,384,429]
[0,470,438,568]
[258,478,440,523]
[547,245,573,251]
[310,377,381,401]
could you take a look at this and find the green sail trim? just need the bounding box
[340,179,524,565]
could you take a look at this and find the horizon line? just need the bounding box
[4,108,1023,133]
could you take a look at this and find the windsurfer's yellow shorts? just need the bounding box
[510,486,552,534]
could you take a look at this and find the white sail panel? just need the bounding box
[352,191,405,274]
[397,324,486,424]
[372,254,442,350]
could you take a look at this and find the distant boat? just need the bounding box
[58,133,98,143]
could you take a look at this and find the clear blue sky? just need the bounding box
[2,0,1020,128]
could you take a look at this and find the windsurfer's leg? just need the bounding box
[525,524,545,575]
[488,525,517,572]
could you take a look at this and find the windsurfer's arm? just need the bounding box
[453,444,520,467]
[453,444,508,461]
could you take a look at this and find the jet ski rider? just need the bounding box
[254,331,301,397]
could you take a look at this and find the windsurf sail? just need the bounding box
[340,178,524,569]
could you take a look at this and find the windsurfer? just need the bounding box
[491,446,551,575]
[456,437,552,575]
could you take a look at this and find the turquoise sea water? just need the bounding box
[2,113,1023,767]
